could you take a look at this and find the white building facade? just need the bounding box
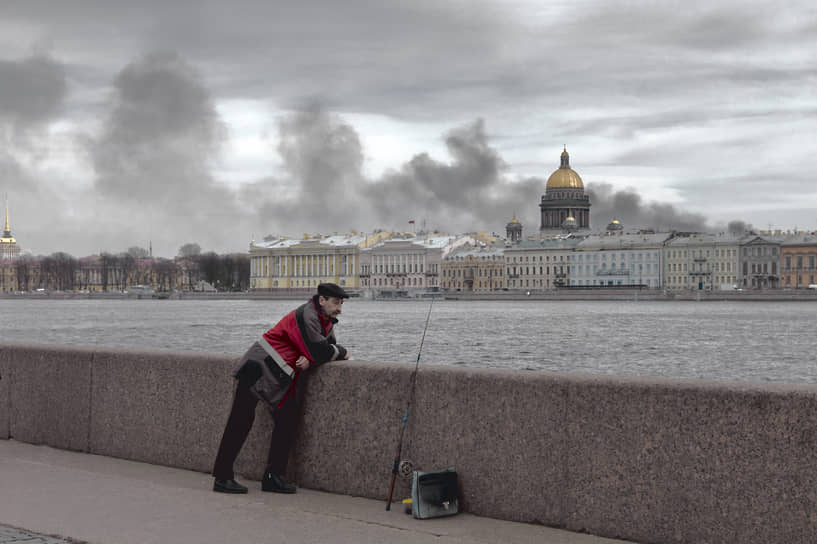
[573,233,670,288]
[360,235,473,294]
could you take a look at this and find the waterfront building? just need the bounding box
[505,237,581,290]
[1,198,21,261]
[249,233,369,292]
[664,234,740,291]
[441,242,505,292]
[0,256,41,292]
[539,147,591,234]
[780,234,817,288]
[360,235,468,294]
[573,232,669,288]
[0,259,17,292]
[739,236,781,289]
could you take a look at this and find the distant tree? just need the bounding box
[127,246,150,258]
[15,255,36,291]
[41,252,77,291]
[221,253,250,291]
[100,252,119,291]
[198,251,222,289]
[178,243,202,257]
[117,252,136,290]
[153,258,178,291]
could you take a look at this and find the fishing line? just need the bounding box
[385,298,434,511]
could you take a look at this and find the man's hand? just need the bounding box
[343,351,350,360]
[295,356,311,370]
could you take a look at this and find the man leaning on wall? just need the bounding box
[212,282,351,494]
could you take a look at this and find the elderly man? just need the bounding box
[212,282,351,494]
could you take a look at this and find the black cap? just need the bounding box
[317,282,349,299]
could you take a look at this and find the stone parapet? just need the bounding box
[1,342,816,544]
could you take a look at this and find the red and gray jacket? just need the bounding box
[232,296,347,410]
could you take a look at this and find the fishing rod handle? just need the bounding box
[385,472,397,510]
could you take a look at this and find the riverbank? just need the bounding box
[3,288,816,302]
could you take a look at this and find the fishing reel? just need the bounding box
[398,459,414,479]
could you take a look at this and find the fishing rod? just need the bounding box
[385,298,434,511]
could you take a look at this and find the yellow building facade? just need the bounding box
[250,233,378,291]
[441,243,506,292]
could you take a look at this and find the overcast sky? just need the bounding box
[2,0,816,258]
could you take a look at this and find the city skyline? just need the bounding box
[2,1,816,258]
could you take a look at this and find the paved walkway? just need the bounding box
[0,440,637,544]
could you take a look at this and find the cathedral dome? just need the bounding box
[546,147,584,189]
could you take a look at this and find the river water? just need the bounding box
[2,298,815,385]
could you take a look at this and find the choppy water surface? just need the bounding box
[2,298,815,384]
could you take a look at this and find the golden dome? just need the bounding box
[546,146,583,189]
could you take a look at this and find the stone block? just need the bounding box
[7,343,92,451]
[89,347,235,473]
[561,375,817,544]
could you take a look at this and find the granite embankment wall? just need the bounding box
[2,343,816,544]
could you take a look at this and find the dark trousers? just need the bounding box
[212,380,298,481]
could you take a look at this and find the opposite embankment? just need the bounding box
[1,343,816,544]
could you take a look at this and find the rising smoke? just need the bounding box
[245,113,543,236]
[84,51,251,254]
[585,183,712,233]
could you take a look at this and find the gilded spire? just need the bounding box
[3,194,10,237]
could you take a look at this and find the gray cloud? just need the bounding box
[0,55,67,128]
[0,54,68,255]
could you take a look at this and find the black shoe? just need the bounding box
[213,478,248,494]
[262,472,296,494]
